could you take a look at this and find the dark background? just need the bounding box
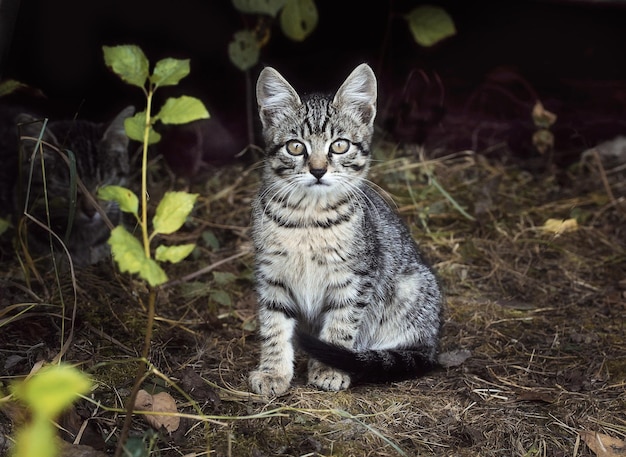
[2,0,625,168]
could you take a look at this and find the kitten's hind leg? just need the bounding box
[249,307,296,396]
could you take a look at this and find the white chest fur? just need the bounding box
[257,219,357,318]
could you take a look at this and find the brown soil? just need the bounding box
[1,141,625,457]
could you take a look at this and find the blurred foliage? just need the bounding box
[228,1,455,71]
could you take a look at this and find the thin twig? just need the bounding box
[592,148,617,204]
[162,249,251,288]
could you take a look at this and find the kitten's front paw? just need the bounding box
[249,370,291,396]
[307,359,351,391]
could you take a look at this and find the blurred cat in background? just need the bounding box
[0,106,134,267]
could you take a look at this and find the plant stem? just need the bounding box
[113,288,157,457]
[141,89,154,259]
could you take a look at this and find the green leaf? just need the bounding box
[151,58,190,88]
[103,45,150,88]
[124,112,161,144]
[210,290,232,307]
[232,0,286,17]
[228,30,260,71]
[280,0,318,42]
[180,281,210,300]
[155,243,196,263]
[108,226,168,286]
[97,185,139,216]
[155,96,210,125]
[123,435,152,457]
[152,191,198,235]
[13,364,92,419]
[213,271,237,285]
[406,5,456,47]
[202,230,220,250]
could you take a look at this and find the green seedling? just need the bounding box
[100,44,208,286]
[99,44,209,457]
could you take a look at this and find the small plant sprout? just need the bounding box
[100,45,208,286]
[10,364,92,457]
[99,44,209,457]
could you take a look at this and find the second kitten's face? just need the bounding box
[256,64,377,195]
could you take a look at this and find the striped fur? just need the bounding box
[249,64,442,396]
[0,106,134,266]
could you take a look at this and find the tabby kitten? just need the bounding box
[249,64,443,396]
[0,106,134,266]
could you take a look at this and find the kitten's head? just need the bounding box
[16,106,134,262]
[256,64,377,194]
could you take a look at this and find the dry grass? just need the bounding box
[1,141,625,457]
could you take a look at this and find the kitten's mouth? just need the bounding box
[309,180,329,187]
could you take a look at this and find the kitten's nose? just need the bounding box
[310,168,327,181]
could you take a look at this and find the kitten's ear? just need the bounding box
[333,63,377,126]
[102,105,135,148]
[15,113,59,146]
[256,67,301,128]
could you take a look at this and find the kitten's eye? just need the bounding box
[285,140,306,156]
[330,139,350,154]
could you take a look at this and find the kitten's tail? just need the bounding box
[296,331,439,383]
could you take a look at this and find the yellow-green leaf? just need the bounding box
[152,192,198,235]
[0,79,28,97]
[97,185,139,216]
[108,226,168,286]
[280,0,318,42]
[108,225,146,271]
[141,258,169,286]
[155,96,209,125]
[12,364,92,419]
[151,58,190,88]
[406,5,456,47]
[155,243,196,263]
[103,45,150,88]
[228,30,260,71]
[124,112,161,144]
[14,418,56,457]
